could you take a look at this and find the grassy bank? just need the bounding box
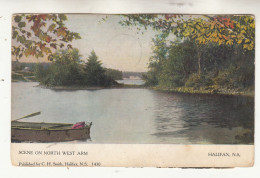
[151,86,254,97]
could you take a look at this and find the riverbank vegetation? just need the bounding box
[34,49,120,87]
[11,14,254,96]
[121,15,255,96]
[11,14,122,87]
[143,36,254,96]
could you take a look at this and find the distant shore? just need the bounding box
[38,84,254,97]
[14,79,254,97]
[37,83,145,90]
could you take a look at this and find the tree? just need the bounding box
[119,15,255,75]
[144,33,168,86]
[34,49,83,86]
[12,14,81,61]
[159,40,198,87]
[120,15,254,50]
[84,50,106,86]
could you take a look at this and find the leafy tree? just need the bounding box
[12,14,81,61]
[159,40,197,87]
[144,33,168,86]
[34,49,83,86]
[120,15,254,51]
[34,49,117,87]
[119,15,255,75]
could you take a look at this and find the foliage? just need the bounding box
[34,49,117,87]
[143,37,254,92]
[120,15,254,93]
[105,68,123,80]
[12,14,81,61]
[34,49,83,86]
[142,33,168,86]
[84,50,110,86]
[120,15,255,51]
[159,40,198,87]
[120,15,255,79]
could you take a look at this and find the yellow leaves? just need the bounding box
[211,32,217,38]
[244,17,249,23]
[196,24,200,30]
[168,15,255,50]
[226,40,233,45]
[24,48,36,57]
[196,37,204,44]
[48,24,56,32]
[42,47,52,55]
[243,44,249,49]
[240,25,247,31]
[183,31,190,37]
[237,39,243,44]
[250,23,255,28]
[57,28,67,37]
[222,35,228,40]
[200,27,205,33]
[39,32,52,43]
[248,42,254,50]
[243,42,254,50]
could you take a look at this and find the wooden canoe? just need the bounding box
[11,121,92,142]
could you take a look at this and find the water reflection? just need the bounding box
[151,91,254,144]
[12,82,254,144]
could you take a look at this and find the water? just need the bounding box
[116,79,145,85]
[12,82,254,144]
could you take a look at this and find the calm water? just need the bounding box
[116,79,145,85]
[12,82,254,144]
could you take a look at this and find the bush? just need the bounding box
[185,73,202,88]
[185,73,214,89]
[213,65,244,89]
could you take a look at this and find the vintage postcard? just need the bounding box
[11,14,254,167]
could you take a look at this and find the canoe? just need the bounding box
[11,121,92,142]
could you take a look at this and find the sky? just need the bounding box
[65,14,157,72]
[12,14,160,72]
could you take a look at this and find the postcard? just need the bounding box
[11,13,254,167]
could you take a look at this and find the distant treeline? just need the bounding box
[33,49,122,87]
[12,61,51,71]
[12,61,145,82]
[105,68,123,80]
[122,71,146,79]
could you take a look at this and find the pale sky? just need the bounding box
[65,14,157,72]
[13,14,160,72]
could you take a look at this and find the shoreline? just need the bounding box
[151,86,254,98]
[16,81,254,97]
[36,83,146,90]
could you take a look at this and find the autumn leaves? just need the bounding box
[12,14,81,60]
